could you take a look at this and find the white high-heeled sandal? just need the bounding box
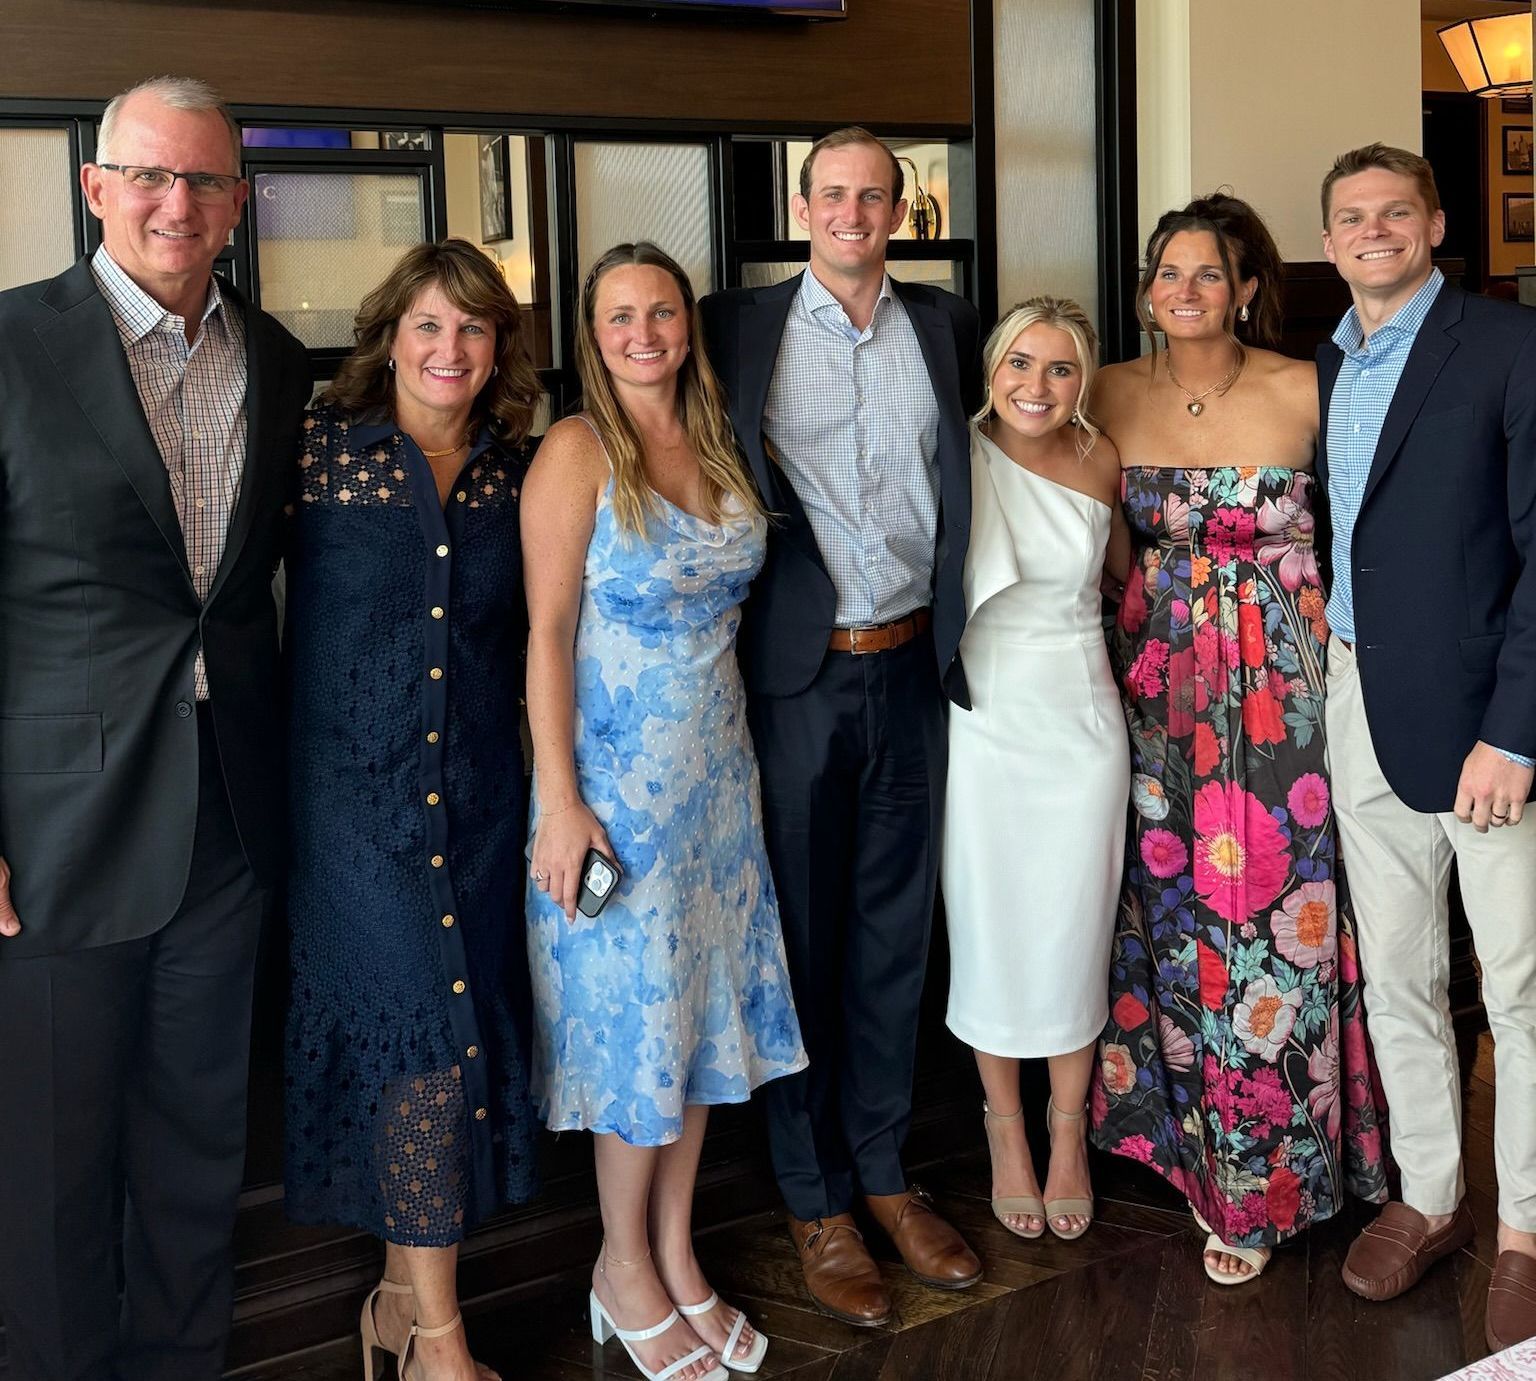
[589,1247,722,1381]
[675,1293,768,1373]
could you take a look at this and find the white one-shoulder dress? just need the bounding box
[943,427,1129,1058]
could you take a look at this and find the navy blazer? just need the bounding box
[0,259,311,956]
[1316,284,1536,812]
[700,271,981,704]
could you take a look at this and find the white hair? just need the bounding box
[97,76,241,171]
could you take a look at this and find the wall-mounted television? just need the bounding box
[404,0,845,16]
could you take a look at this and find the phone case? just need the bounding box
[576,848,623,917]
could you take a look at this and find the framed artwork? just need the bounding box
[478,134,513,243]
[1501,96,1533,116]
[381,130,430,151]
[1504,126,1533,176]
[1505,192,1534,244]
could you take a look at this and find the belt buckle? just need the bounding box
[848,625,870,655]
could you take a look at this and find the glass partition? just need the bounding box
[574,140,714,293]
[0,127,75,291]
[251,168,427,348]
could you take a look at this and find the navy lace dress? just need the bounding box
[283,403,539,1245]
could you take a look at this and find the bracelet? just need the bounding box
[538,802,579,817]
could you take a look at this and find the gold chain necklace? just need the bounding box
[1163,353,1244,417]
[419,431,472,458]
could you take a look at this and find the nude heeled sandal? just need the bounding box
[399,1311,476,1381]
[1192,1207,1270,1285]
[359,1278,413,1381]
[982,1102,1046,1239]
[1043,1098,1095,1241]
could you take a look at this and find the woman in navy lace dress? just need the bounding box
[284,240,542,1381]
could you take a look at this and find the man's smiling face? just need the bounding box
[1323,167,1445,302]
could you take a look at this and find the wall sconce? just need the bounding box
[1438,15,1533,98]
[897,156,942,241]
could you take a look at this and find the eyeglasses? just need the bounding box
[97,164,243,202]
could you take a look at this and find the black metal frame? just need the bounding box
[1,97,980,417]
[1094,0,1139,362]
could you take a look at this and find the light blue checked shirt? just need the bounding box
[763,268,940,626]
[1326,267,1533,769]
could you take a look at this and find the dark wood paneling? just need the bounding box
[0,0,971,129]
[1277,255,1468,360]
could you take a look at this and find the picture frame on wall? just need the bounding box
[1505,192,1535,244]
[1504,127,1534,176]
[1502,97,1533,116]
[479,134,513,243]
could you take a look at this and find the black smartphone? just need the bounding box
[576,847,623,918]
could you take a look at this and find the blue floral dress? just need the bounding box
[526,451,807,1146]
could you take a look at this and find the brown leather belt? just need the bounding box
[828,608,931,655]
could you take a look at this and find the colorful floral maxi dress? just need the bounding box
[1091,465,1388,1248]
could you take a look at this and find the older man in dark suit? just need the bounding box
[1315,143,1536,1353]
[701,127,982,1328]
[0,77,310,1381]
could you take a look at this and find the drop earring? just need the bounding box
[1239,303,1251,323]
[388,359,396,371]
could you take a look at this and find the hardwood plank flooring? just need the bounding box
[233,1031,1520,1381]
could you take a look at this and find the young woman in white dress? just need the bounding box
[942,297,1130,1242]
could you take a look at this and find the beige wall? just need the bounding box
[1138,0,1422,262]
[1422,19,1466,92]
[993,0,1100,322]
[443,133,536,305]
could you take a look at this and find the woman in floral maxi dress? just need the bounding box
[1090,194,1388,1284]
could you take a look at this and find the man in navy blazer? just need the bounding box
[1314,143,1536,1350]
[700,127,982,1326]
[0,79,310,1380]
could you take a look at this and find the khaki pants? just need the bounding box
[1326,636,1536,1231]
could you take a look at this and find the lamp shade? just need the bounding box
[1438,15,1533,97]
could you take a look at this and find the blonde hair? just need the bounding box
[973,296,1102,460]
[575,242,761,536]
[98,76,242,171]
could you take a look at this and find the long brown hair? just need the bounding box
[1135,192,1285,367]
[323,238,541,443]
[575,242,761,536]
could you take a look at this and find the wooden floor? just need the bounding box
[244,1034,1518,1381]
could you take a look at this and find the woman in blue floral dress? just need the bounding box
[1090,195,1388,1285]
[523,243,805,1380]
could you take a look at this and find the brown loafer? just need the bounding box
[1341,1200,1475,1301]
[1486,1250,1536,1352]
[788,1213,893,1327]
[864,1186,983,1290]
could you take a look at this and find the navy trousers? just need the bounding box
[749,635,946,1221]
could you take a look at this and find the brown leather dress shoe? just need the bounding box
[864,1187,983,1290]
[1341,1200,1475,1301]
[1486,1250,1536,1352]
[788,1213,893,1327]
